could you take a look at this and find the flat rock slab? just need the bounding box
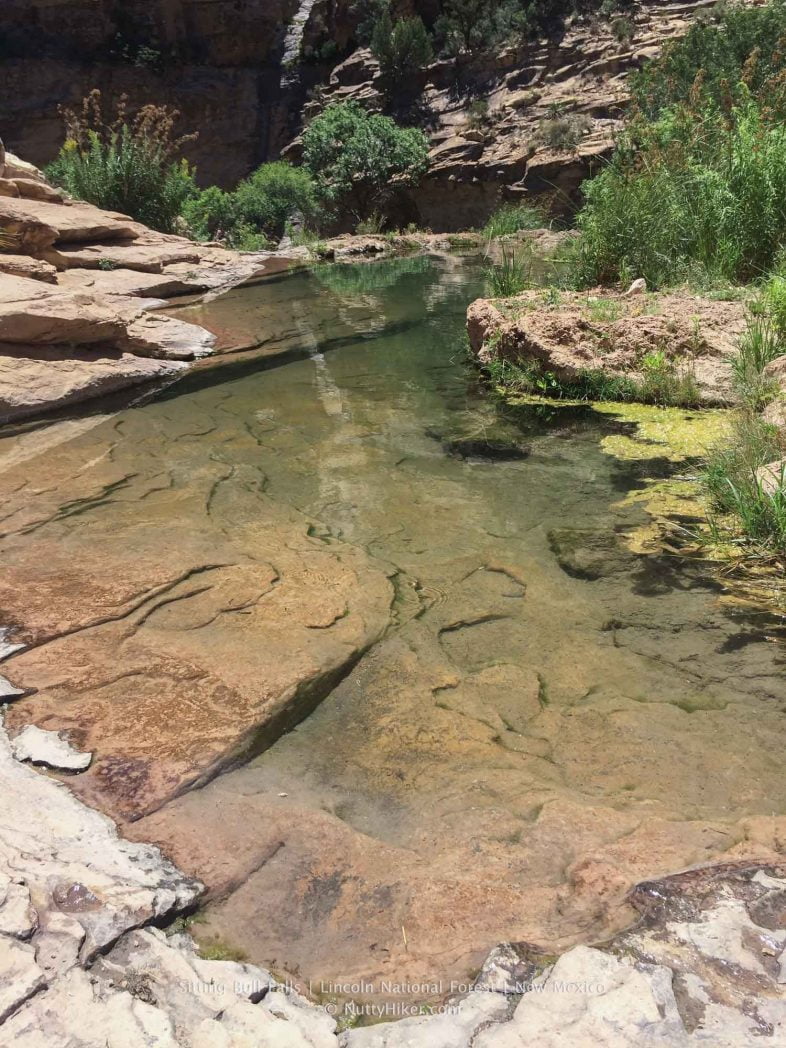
[0,713,201,962]
[0,344,187,424]
[0,197,142,247]
[0,255,57,283]
[0,416,394,819]
[0,273,129,345]
[12,724,92,771]
[0,937,46,1024]
[47,240,203,274]
[122,312,217,360]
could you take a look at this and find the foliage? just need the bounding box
[703,411,786,555]
[485,246,534,296]
[632,0,786,119]
[575,2,786,288]
[46,90,197,233]
[434,0,528,54]
[371,11,433,88]
[482,202,544,239]
[182,161,318,248]
[574,98,786,288]
[301,102,429,221]
[538,113,592,152]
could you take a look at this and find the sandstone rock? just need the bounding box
[0,177,21,198]
[474,946,685,1047]
[0,344,188,424]
[344,992,510,1047]
[0,675,26,699]
[3,152,47,184]
[467,290,746,405]
[121,311,217,360]
[0,936,46,1024]
[763,395,786,433]
[625,277,647,296]
[0,254,58,283]
[0,273,127,345]
[756,459,786,496]
[0,196,140,249]
[46,240,203,274]
[0,713,201,961]
[10,178,65,204]
[0,878,37,939]
[12,724,92,772]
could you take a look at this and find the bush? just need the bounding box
[182,162,318,248]
[302,102,429,222]
[371,12,433,88]
[47,90,197,233]
[538,113,592,152]
[574,99,786,288]
[703,411,786,554]
[632,0,786,120]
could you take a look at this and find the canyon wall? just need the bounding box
[0,0,716,228]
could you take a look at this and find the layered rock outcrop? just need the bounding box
[291,0,721,229]
[1,0,726,228]
[0,152,281,422]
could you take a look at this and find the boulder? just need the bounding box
[11,725,92,772]
[0,254,58,283]
[0,274,128,345]
[45,239,203,274]
[0,197,141,249]
[121,312,217,360]
[467,290,746,405]
[0,344,187,423]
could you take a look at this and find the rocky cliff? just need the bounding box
[2,0,719,229]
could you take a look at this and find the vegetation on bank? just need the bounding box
[480,1,786,559]
[47,95,430,244]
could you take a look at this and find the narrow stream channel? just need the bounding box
[3,255,786,1006]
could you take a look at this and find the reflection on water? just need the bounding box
[6,256,786,995]
[170,257,786,991]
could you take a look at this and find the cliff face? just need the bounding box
[0,0,715,227]
[0,0,303,187]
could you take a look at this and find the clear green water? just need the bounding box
[4,254,786,994]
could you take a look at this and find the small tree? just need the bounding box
[301,101,430,222]
[46,90,197,233]
[371,13,433,89]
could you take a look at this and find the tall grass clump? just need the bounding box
[574,1,786,288]
[703,412,786,556]
[47,90,197,233]
[575,99,786,288]
[485,246,533,296]
[482,202,544,240]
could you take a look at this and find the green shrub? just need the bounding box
[234,162,318,238]
[182,162,317,248]
[482,202,544,239]
[47,90,197,233]
[574,100,786,288]
[632,0,786,120]
[302,102,429,222]
[181,186,237,241]
[371,12,433,88]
